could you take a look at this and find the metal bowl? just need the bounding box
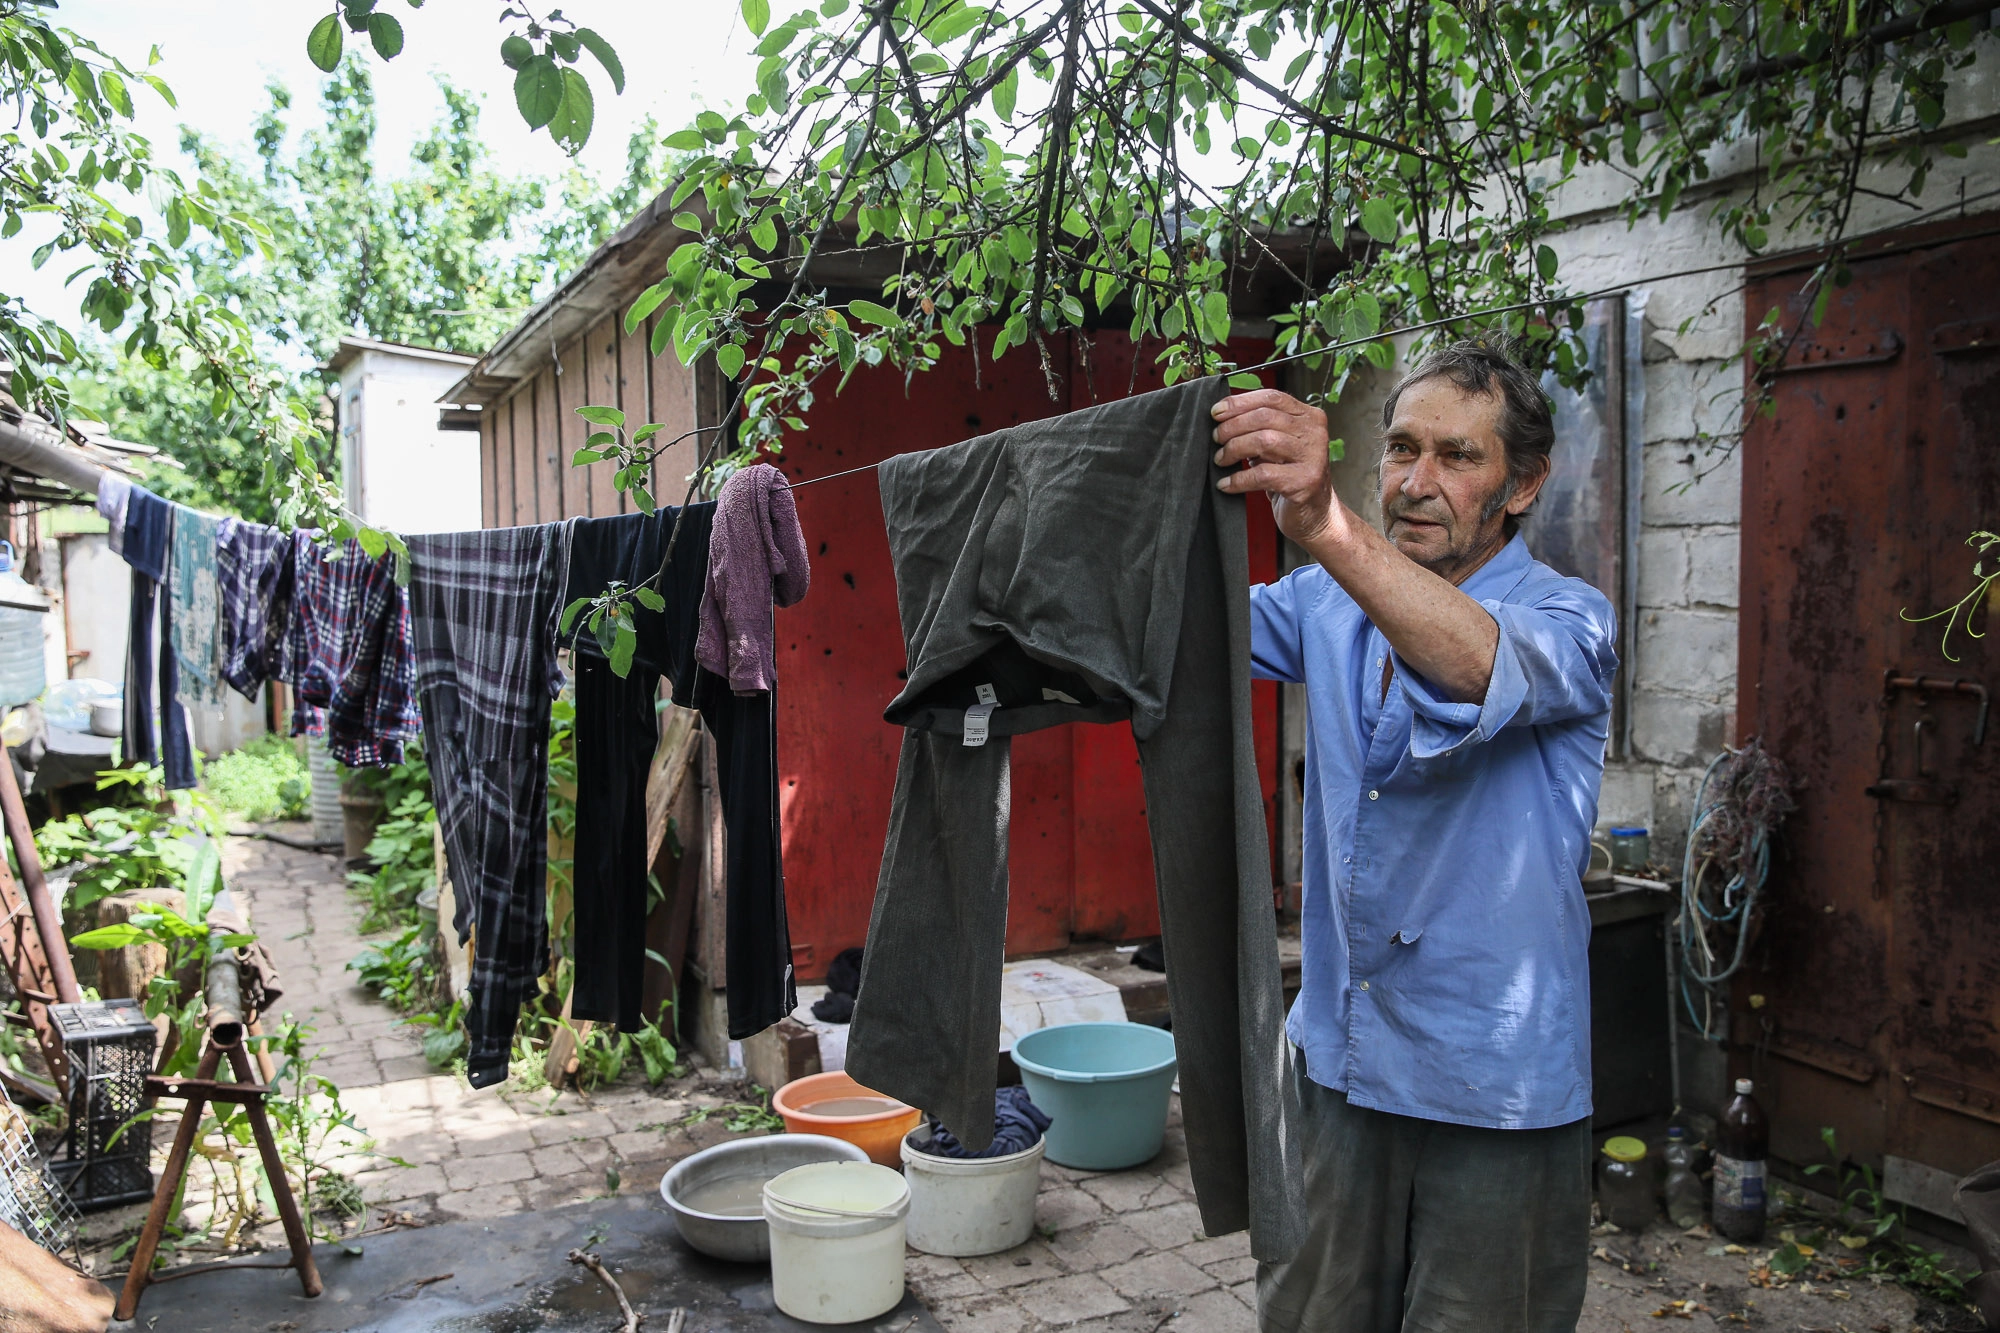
[659,1133,868,1262]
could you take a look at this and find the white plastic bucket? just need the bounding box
[763,1161,909,1324]
[901,1129,1045,1257]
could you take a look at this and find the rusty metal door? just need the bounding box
[1738,218,2000,1180]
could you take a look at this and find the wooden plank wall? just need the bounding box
[480,310,702,528]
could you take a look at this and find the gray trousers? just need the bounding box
[847,378,1305,1262]
[1257,1051,1591,1333]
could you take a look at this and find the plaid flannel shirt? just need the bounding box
[216,518,298,701]
[284,534,419,767]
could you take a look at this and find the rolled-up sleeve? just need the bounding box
[1396,582,1618,758]
[1250,572,1311,684]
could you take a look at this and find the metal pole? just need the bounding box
[0,741,80,1004]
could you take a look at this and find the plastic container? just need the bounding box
[901,1127,1045,1257]
[771,1071,921,1166]
[1662,1127,1705,1230]
[660,1133,869,1262]
[1012,1021,1177,1170]
[1598,1136,1655,1230]
[1713,1078,1769,1243]
[1608,826,1651,874]
[763,1161,909,1324]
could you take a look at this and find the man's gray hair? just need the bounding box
[1379,336,1555,535]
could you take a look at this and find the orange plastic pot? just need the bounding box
[772,1072,921,1167]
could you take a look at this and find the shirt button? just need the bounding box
[1359,980,1370,992]
[1342,855,1352,865]
[1367,790,1380,801]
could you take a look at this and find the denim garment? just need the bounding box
[1250,534,1618,1130]
[119,485,194,790]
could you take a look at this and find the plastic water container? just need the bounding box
[306,737,341,844]
[763,1161,909,1324]
[1012,1022,1178,1170]
[901,1128,1044,1257]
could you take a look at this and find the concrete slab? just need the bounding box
[114,1194,945,1333]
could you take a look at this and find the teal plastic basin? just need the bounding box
[1011,1022,1178,1171]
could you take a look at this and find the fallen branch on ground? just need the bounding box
[566,1248,643,1331]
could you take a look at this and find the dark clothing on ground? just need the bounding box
[810,946,864,1024]
[120,484,194,790]
[920,1085,1051,1160]
[407,523,573,1088]
[562,504,795,1042]
[216,518,298,701]
[1255,1047,1591,1333]
[845,377,1304,1262]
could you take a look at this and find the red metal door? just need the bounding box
[1737,218,2000,1178]
[777,330,1280,976]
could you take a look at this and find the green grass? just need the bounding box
[204,734,310,822]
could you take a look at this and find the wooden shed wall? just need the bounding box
[480,310,706,527]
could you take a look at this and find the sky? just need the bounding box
[15,0,763,324]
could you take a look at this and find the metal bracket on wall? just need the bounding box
[1773,329,1903,374]
[1905,1068,2000,1126]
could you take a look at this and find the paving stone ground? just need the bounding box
[73,834,1955,1333]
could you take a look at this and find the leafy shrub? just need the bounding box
[34,765,226,913]
[203,734,310,822]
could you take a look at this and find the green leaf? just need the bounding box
[625,285,670,335]
[742,0,771,36]
[993,64,1019,121]
[514,54,564,131]
[610,623,638,678]
[576,28,625,94]
[750,215,778,252]
[1472,84,1494,130]
[634,587,666,613]
[663,128,706,151]
[1227,372,1263,390]
[1359,197,1398,244]
[1201,290,1230,342]
[575,404,626,427]
[1536,244,1558,282]
[571,448,604,466]
[715,343,746,378]
[631,485,657,514]
[559,596,591,635]
[184,837,220,926]
[549,67,595,152]
[500,34,533,69]
[849,300,902,327]
[1351,289,1381,335]
[69,924,147,950]
[307,14,345,72]
[368,12,404,58]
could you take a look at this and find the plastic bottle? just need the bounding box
[1712,1078,1769,1243]
[1598,1136,1655,1230]
[1662,1126,1705,1229]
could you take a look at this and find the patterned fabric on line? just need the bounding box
[169,506,226,708]
[216,518,298,702]
[407,523,572,1089]
[284,534,419,767]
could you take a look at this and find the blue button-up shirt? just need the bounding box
[1250,534,1618,1130]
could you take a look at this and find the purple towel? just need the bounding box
[695,463,810,693]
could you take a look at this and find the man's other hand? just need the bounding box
[1210,389,1347,550]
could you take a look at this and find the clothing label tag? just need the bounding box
[1041,687,1081,706]
[975,682,998,705]
[963,702,997,746]
[1712,1154,1766,1210]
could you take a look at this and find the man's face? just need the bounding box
[1378,377,1533,582]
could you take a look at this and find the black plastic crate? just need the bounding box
[48,999,155,1211]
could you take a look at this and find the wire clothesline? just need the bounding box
[778,254,1748,493]
[782,195,2000,493]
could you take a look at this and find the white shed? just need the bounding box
[324,337,483,535]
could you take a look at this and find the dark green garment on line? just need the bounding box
[845,376,1306,1263]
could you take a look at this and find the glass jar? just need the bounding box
[1598,1135,1655,1230]
[1608,826,1651,874]
[1661,1127,1705,1229]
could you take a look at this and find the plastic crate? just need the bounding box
[48,999,155,1211]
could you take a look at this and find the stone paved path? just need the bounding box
[74,833,1944,1333]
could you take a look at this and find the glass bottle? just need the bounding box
[1713,1078,1769,1243]
[1598,1136,1655,1230]
[1662,1126,1705,1229]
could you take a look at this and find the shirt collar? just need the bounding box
[1455,532,1535,602]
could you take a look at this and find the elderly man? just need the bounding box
[1212,339,1619,1333]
